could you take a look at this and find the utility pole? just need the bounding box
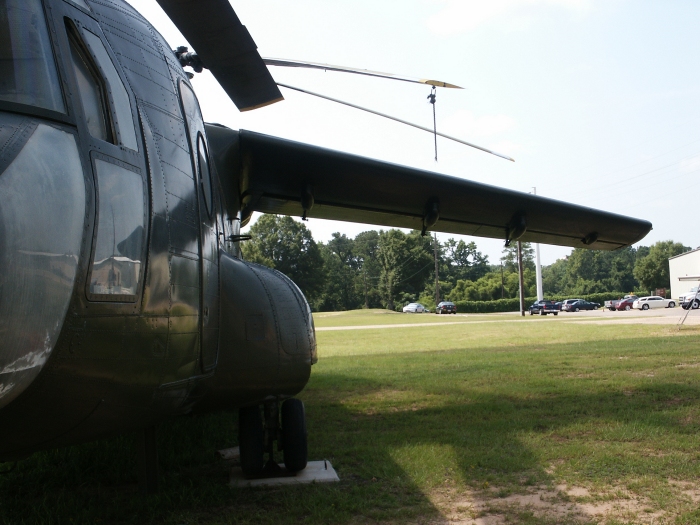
[517,240,525,316]
[532,187,543,301]
[363,269,369,309]
[433,232,441,305]
[500,262,505,299]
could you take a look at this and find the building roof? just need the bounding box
[669,247,700,261]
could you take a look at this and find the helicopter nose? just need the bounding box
[0,115,87,410]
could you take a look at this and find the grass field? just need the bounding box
[2,310,700,524]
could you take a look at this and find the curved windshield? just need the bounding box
[0,0,65,112]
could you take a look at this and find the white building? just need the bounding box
[669,248,700,300]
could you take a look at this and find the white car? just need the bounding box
[632,296,676,310]
[403,302,427,313]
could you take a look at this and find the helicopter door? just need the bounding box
[179,81,220,372]
[63,15,147,305]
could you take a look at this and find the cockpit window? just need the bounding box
[68,27,110,142]
[65,0,90,10]
[80,28,138,151]
[0,0,65,112]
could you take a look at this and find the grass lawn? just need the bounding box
[2,310,700,524]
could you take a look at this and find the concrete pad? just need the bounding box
[230,460,339,487]
[218,446,240,462]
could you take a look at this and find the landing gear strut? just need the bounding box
[238,398,308,477]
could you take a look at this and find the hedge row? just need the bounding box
[452,292,630,314]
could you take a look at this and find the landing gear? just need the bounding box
[238,397,308,477]
[281,399,308,472]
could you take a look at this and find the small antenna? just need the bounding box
[427,86,437,161]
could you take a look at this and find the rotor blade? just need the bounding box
[277,83,514,162]
[155,0,283,111]
[263,58,463,89]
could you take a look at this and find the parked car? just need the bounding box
[561,299,582,309]
[528,300,561,316]
[435,301,457,314]
[632,296,676,310]
[609,295,639,311]
[403,302,427,313]
[561,299,600,312]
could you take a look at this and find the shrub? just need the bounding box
[453,292,628,313]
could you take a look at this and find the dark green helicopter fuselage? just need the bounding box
[0,0,316,461]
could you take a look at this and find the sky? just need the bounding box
[131,0,700,265]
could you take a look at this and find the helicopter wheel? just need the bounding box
[239,405,265,476]
[281,399,308,473]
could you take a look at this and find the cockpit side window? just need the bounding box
[65,19,138,151]
[0,0,65,112]
[80,28,138,151]
[65,0,90,11]
[67,24,111,142]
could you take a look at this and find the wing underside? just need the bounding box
[205,124,651,251]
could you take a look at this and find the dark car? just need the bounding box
[528,300,561,316]
[610,295,638,311]
[435,301,457,314]
[561,299,600,312]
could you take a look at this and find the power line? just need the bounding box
[571,149,700,200]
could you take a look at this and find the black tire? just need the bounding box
[529,310,533,315]
[553,312,558,316]
[668,301,675,308]
[239,405,264,476]
[693,300,700,310]
[281,399,307,473]
[625,305,631,311]
[574,307,580,312]
[642,304,649,310]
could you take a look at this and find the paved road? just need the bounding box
[316,307,700,331]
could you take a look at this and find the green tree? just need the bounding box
[633,241,690,292]
[377,229,432,310]
[542,246,643,296]
[542,257,568,295]
[443,239,489,282]
[354,230,382,308]
[500,242,535,272]
[241,215,326,303]
[316,241,360,311]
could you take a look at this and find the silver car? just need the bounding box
[403,302,427,313]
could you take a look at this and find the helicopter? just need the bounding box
[0,0,651,492]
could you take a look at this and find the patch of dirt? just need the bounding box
[675,362,700,368]
[669,479,700,503]
[424,483,665,524]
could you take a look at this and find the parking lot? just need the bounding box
[522,305,700,325]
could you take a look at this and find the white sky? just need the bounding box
[131,0,700,265]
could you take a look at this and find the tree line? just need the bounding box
[242,215,690,311]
